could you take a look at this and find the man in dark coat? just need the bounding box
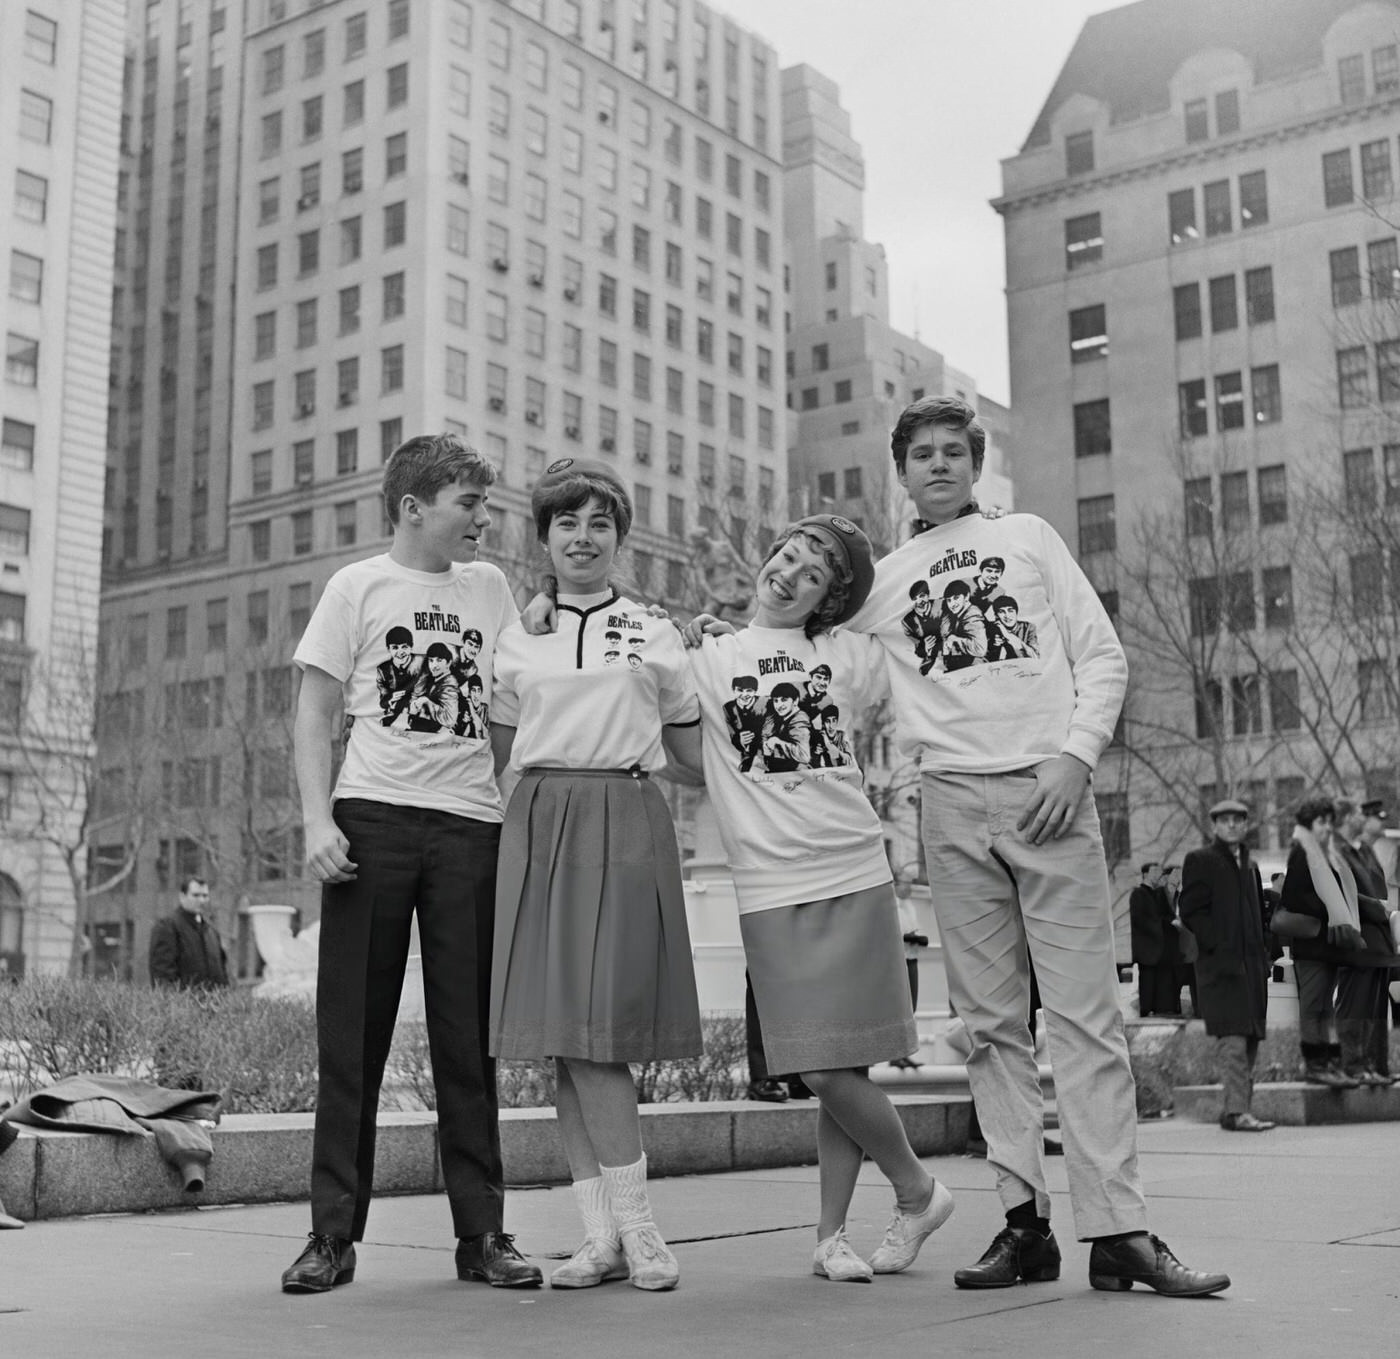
[148,877,230,990]
[1129,862,1181,1016]
[1179,800,1274,1131]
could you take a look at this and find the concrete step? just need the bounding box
[1174,1081,1400,1125]
[0,1093,972,1223]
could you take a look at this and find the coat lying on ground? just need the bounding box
[0,1073,221,1190]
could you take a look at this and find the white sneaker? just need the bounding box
[549,1237,628,1289]
[812,1228,874,1283]
[619,1222,680,1291]
[869,1179,955,1274]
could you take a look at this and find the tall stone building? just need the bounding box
[97,0,788,979]
[0,2,125,978]
[998,0,1400,874]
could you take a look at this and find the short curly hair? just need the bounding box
[763,524,852,639]
[890,395,986,475]
[1295,796,1335,828]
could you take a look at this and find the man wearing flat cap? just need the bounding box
[1179,800,1274,1131]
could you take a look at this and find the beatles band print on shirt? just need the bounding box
[375,610,491,739]
[901,549,1040,678]
[722,657,853,779]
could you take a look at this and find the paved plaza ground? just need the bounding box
[2,1117,1395,1359]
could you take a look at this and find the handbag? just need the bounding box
[1269,906,1321,940]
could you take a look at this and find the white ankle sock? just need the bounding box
[572,1175,620,1247]
[599,1153,653,1233]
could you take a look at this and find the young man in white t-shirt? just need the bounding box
[282,433,541,1294]
[845,396,1230,1298]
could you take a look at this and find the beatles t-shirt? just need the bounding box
[492,592,699,772]
[294,553,518,821]
[689,625,892,913]
[844,512,1126,774]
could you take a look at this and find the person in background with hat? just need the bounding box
[843,395,1229,1297]
[677,514,953,1284]
[489,458,704,1294]
[1178,801,1275,1131]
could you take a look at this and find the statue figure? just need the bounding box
[687,530,754,622]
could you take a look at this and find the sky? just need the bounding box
[728,0,1115,404]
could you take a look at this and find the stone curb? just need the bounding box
[0,1095,971,1223]
[1174,1081,1400,1125]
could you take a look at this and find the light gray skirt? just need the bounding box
[489,769,703,1063]
[739,882,917,1074]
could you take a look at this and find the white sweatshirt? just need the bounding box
[843,512,1126,773]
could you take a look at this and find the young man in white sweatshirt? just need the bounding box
[844,396,1229,1298]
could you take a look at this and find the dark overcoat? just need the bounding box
[1179,840,1268,1037]
[1129,884,1179,966]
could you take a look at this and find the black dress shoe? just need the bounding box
[1088,1233,1230,1296]
[1220,1112,1274,1131]
[954,1226,1061,1289]
[455,1232,543,1287]
[746,1078,789,1103]
[281,1233,356,1293]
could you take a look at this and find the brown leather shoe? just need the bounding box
[455,1232,543,1287]
[281,1233,356,1293]
[954,1226,1061,1288]
[1088,1233,1230,1296]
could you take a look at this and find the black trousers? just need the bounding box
[311,799,504,1241]
[1137,963,1181,1016]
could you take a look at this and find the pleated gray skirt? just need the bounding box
[489,769,703,1062]
[739,882,917,1074]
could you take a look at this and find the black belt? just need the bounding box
[529,766,649,780]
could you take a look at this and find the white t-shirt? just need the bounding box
[294,553,519,821]
[844,512,1126,774]
[689,625,892,913]
[493,591,699,772]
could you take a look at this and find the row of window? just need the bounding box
[1322,136,1400,208]
[1328,235,1400,305]
[1341,444,1400,511]
[1187,566,1296,635]
[1195,671,1305,740]
[1178,366,1282,438]
[1171,268,1274,339]
[1336,342,1400,408]
[1183,467,1288,535]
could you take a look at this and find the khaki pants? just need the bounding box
[920,770,1148,1241]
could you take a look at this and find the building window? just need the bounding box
[9,251,43,304]
[340,217,362,265]
[1239,169,1268,226]
[1337,346,1370,407]
[382,345,404,393]
[1379,340,1400,402]
[1323,149,1354,207]
[336,429,358,476]
[249,520,271,563]
[1343,447,1375,510]
[1168,188,1197,244]
[1245,266,1274,324]
[1220,471,1250,530]
[1178,379,1208,438]
[1263,566,1293,629]
[385,132,407,180]
[1063,213,1105,270]
[1173,283,1202,340]
[19,90,53,144]
[1368,237,1400,298]
[1077,494,1116,555]
[15,171,47,223]
[1231,676,1262,736]
[445,346,468,399]
[1,420,35,471]
[1184,98,1209,143]
[1339,53,1367,105]
[5,334,38,387]
[384,202,406,248]
[1375,43,1400,94]
[834,378,852,403]
[1069,304,1108,361]
[812,343,829,371]
[1215,371,1244,430]
[24,10,58,63]
[1203,179,1232,235]
[1362,139,1394,200]
[344,79,364,125]
[1208,275,1237,332]
[1073,399,1111,456]
[1269,670,1300,731]
[334,501,357,547]
[1257,465,1287,524]
[1216,89,1240,134]
[1184,477,1213,536]
[0,505,31,557]
[1331,247,1362,306]
[1065,130,1094,176]
[1251,364,1282,424]
[298,229,319,276]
